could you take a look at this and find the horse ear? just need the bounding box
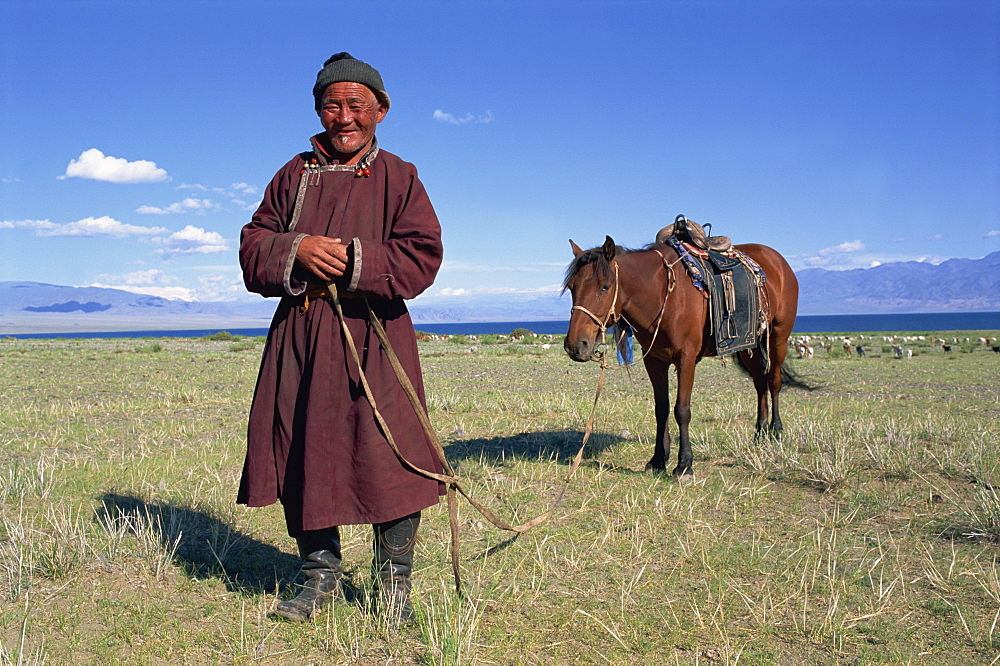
[602,236,616,262]
[570,240,584,257]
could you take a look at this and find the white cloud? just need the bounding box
[86,268,249,302]
[136,198,216,215]
[157,225,229,257]
[424,284,562,298]
[987,230,1000,238]
[30,216,167,237]
[0,218,57,231]
[2,216,168,238]
[793,248,951,271]
[60,149,168,184]
[86,282,196,300]
[230,199,256,211]
[213,183,259,197]
[97,269,176,286]
[209,183,261,211]
[86,267,197,300]
[229,182,259,196]
[197,271,247,300]
[794,240,868,268]
[818,240,865,256]
[432,109,495,125]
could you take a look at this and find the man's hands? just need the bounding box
[296,236,350,281]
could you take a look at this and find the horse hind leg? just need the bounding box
[768,337,792,438]
[768,370,784,438]
[738,349,771,439]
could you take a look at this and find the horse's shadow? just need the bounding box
[96,493,317,598]
[441,428,625,467]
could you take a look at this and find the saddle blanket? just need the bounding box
[665,238,766,357]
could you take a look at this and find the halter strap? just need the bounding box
[609,249,679,369]
[570,262,620,334]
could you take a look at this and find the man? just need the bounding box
[238,52,445,624]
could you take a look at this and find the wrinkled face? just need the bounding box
[318,82,387,162]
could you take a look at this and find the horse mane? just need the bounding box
[562,243,661,293]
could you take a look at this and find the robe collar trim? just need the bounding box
[308,134,379,176]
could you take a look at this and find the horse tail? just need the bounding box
[733,354,821,392]
[732,352,756,379]
[780,363,821,392]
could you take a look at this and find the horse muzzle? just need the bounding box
[564,336,600,363]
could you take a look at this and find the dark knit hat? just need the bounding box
[313,52,390,111]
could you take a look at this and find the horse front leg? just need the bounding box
[643,357,671,473]
[673,357,697,477]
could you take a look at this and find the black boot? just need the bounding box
[372,512,420,625]
[273,527,342,621]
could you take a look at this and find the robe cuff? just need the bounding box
[347,237,362,292]
[284,233,309,296]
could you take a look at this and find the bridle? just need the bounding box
[569,249,683,368]
[570,262,622,334]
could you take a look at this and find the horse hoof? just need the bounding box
[644,463,666,475]
[673,466,695,480]
[675,473,696,485]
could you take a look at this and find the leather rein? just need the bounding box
[326,282,603,596]
[286,168,601,596]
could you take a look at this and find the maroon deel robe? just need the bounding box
[238,136,445,535]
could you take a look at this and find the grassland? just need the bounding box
[0,329,998,664]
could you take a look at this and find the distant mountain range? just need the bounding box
[795,250,1000,315]
[2,251,997,334]
[0,282,277,335]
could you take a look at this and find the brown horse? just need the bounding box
[563,236,803,477]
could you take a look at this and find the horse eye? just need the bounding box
[600,284,611,293]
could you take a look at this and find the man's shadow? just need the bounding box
[96,493,369,601]
[95,430,630,593]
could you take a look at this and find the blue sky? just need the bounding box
[1,0,997,307]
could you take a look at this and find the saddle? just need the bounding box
[658,215,767,363]
[656,214,732,252]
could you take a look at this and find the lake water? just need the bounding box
[6,312,1000,339]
